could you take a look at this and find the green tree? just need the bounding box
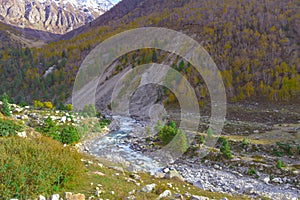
[220,139,232,159]
[1,93,11,116]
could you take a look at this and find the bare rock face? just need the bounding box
[0,0,114,34]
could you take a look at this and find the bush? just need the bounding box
[157,121,178,145]
[65,104,72,111]
[33,100,44,109]
[220,138,232,159]
[37,117,80,145]
[168,130,188,154]
[248,167,256,175]
[43,102,53,109]
[1,93,11,116]
[241,138,248,148]
[276,160,283,169]
[39,117,61,142]
[0,137,84,199]
[206,127,213,138]
[0,119,22,137]
[82,104,97,117]
[61,125,79,145]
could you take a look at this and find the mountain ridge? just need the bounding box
[0,0,115,34]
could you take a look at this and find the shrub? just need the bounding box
[157,121,178,145]
[276,142,292,155]
[82,104,97,117]
[0,137,84,199]
[0,119,22,137]
[65,104,72,111]
[169,130,188,154]
[33,100,44,109]
[248,167,256,175]
[220,138,232,159]
[1,93,11,116]
[206,127,213,138]
[37,117,80,145]
[241,138,248,148]
[276,160,283,169]
[37,117,60,142]
[61,125,79,145]
[43,102,53,109]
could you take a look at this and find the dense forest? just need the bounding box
[0,0,299,106]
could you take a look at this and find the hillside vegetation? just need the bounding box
[0,0,299,106]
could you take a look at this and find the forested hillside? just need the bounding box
[0,0,299,106]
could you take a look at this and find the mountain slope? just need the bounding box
[1,0,299,107]
[0,0,114,34]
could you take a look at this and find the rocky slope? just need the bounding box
[0,0,114,34]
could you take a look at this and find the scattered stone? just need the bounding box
[126,195,135,200]
[49,194,59,200]
[141,183,156,193]
[130,173,141,180]
[190,195,210,200]
[163,168,170,173]
[157,190,171,199]
[17,131,27,138]
[110,191,115,195]
[263,176,270,184]
[94,171,105,176]
[109,166,125,173]
[244,184,254,194]
[154,172,165,179]
[165,169,185,181]
[220,198,228,200]
[38,195,46,200]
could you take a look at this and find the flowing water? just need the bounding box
[87,116,162,174]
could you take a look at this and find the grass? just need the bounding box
[0,136,84,199]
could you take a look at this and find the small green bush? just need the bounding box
[43,102,53,109]
[248,167,256,175]
[65,104,72,111]
[0,119,22,137]
[206,127,213,138]
[276,160,283,169]
[157,121,178,145]
[241,138,248,148]
[1,93,11,116]
[220,138,232,159]
[33,100,44,109]
[37,117,80,145]
[61,125,79,145]
[0,137,84,199]
[81,104,97,117]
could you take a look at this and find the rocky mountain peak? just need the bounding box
[0,0,115,34]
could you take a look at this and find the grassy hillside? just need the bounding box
[0,0,299,106]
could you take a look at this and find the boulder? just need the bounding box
[157,190,171,199]
[165,169,185,181]
[38,195,46,200]
[190,195,210,200]
[49,194,59,200]
[154,172,165,179]
[141,183,156,193]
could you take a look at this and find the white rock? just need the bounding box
[263,176,270,184]
[190,195,210,200]
[272,178,281,183]
[17,131,27,138]
[157,190,171,199]
[61,116,67,123]
[163,168,170,173]
[50,194,59,200]
[141,183,156,193]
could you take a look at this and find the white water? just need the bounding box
[88,116,163,174]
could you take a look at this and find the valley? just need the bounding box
[0,0,299,199]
